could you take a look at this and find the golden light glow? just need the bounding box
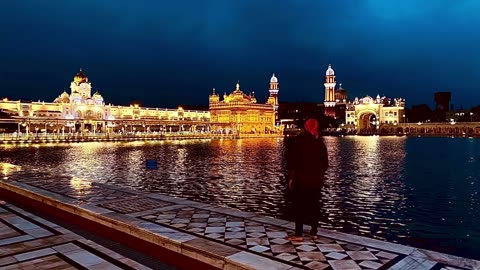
[0,163,22,178]
[70,176,92,191]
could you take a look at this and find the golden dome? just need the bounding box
[73,68,88,84]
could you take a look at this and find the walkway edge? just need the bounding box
[1,179,479,270]
[0,181,281,270]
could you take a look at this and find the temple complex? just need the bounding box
[208,74,279,134]
[0,69,210,134]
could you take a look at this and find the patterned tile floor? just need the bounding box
[140,205,404,270]
[0,200,153,270]
[3,178,479,270]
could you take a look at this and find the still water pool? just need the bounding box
[1,137,479,259]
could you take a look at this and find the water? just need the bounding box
[1,137,479,259]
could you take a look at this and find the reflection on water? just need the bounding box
[1,137,479,260]
[70,176,92,191]
[0,162,22,179]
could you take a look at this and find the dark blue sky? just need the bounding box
[1,1,479,109]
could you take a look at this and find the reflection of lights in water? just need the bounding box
[175,148,186,167]
[127,149,143,163]
[0,163,22,179]
[323,136,407,234]
[70,176,92,191]
[128,141,146,147]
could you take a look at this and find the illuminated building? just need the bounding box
[322,64,405,133]
[208,75,278,134]
[345,95,406,132]
[0,69,210,133]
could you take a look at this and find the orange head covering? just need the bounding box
[304,118,319,138]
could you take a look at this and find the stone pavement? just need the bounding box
[1,177,479,270]
[0,200,156,270]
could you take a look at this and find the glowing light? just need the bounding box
[70,176,92,191]
[0,163,22,178]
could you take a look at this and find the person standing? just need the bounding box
[287,118,329,241]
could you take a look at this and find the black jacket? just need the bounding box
[288,132,329,188]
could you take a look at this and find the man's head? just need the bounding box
[304,118,319,137]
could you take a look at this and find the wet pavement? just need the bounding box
[1,178,479,270]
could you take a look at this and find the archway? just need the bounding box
[358,112,378,134]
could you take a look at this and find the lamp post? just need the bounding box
[470,112,473,122]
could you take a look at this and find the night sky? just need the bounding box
[1,1,479,109]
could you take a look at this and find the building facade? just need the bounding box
[321,64,406,133]
[345,95,406,133]
[0,69,210,134]
[208,75,278,134]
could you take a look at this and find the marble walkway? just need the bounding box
[0,200,153,270]
[1,176,479,270]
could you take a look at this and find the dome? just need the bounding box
[336,83,347,94]
[270,73,278,83]
[93,91,103,99]
[54,91,70,103]
[223,81,254,104]
[73,68,88,84]
[60,91,70,98]
[326,64,335,76]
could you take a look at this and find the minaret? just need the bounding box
[324,64,337,118]
[269,73,279,121]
